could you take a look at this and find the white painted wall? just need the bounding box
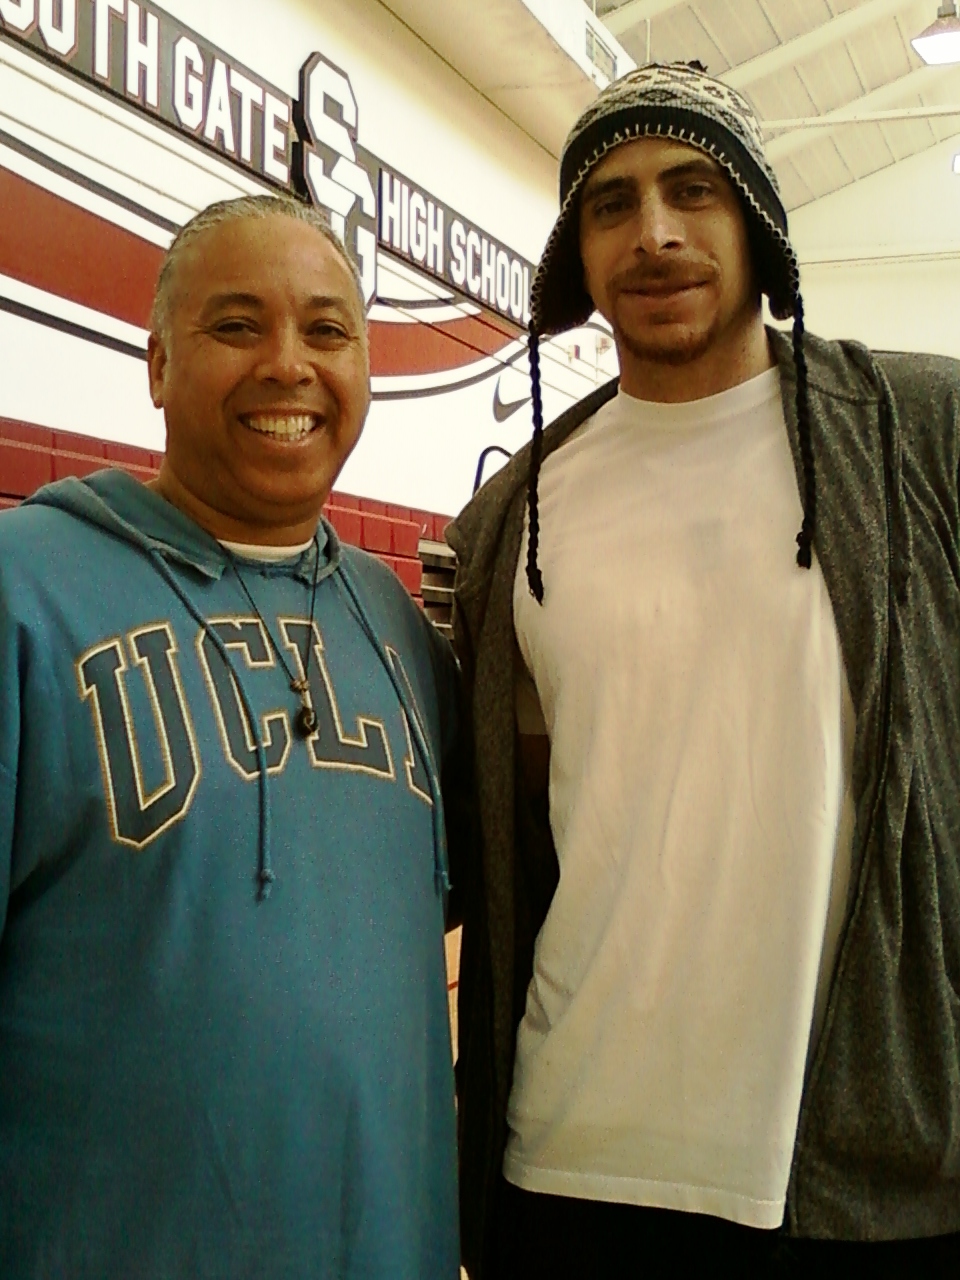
[159,0,561,270]
[786,132,960,359]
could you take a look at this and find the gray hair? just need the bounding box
[150,193,365,337]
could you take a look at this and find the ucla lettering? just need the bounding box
[196,617,292,780]
[280,618,394,779]
[77,623,201,848]
[77,617,435,835]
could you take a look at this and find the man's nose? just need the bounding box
[632,191,684,255]
[254,321,315,385]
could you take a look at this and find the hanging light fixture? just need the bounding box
[912,2,960,64]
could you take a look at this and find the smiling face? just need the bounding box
[578,137,768,399]
[147,214,370,544]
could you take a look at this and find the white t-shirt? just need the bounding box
[219,537,315,563]
[507,369,856,1228]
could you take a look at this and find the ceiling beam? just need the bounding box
[725,0,911,90]
[765,63,960,164]
[602,0,686,39]
[762,104,960,130]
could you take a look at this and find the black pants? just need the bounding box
[495,1178,960,1279]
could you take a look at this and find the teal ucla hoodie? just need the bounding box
[0,470,460,1278]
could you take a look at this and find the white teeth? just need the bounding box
[244,414,316,439]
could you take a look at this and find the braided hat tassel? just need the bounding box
[792,295,815,569]
[526,324,546,603]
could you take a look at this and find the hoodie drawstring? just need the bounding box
[147,549,275,900]
[335,559,452,900]
[147,545,448,905]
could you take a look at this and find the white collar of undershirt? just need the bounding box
[218,537,315,564]
[613,366,781,432]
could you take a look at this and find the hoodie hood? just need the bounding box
[26,469,339,585]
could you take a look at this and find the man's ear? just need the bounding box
[147,332,168,409]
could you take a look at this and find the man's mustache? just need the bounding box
[610,260,716,293]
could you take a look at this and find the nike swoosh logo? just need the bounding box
[493,378,530,422]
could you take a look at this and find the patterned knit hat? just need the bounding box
[524,62,813,603]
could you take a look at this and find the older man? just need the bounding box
[0,196,461,1278]
[449,63,960,1278]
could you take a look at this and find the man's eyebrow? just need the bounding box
[200,292,263,315]
[658,159,724,183]
[582,174,634,203]
[582,158,723,202]
[303,295,353,315]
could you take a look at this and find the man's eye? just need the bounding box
[213,319,257,336]
[680,183,713,200]
[593,197,627,218]
[309,322,348,340]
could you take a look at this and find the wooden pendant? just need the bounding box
[295,704,318,738]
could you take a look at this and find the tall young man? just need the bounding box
[0,195,463,1279]
[448,63,960,1278]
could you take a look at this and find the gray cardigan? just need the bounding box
[447,328,960,1278]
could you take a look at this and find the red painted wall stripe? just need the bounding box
[0,167,162,329]
[0,166,519,375]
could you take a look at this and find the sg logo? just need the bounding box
[296,53,377,308]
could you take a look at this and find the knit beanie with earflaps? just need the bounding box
[525,61,813,604]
